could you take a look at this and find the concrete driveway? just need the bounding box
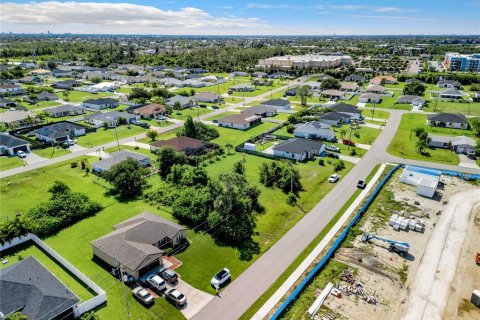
[24,152,46,165]
[165,279,214,319]
[458,154,479,169]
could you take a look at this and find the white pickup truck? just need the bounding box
[325,145,340,152]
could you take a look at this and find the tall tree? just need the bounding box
[103,158,148,198]
[296,85,310,107]
[183,116,197,139]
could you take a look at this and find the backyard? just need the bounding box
[0,155,25,171]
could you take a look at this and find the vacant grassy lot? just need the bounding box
[423,100,480,116]
[204,111,238,121]
[333,125,381,145]
[169,107,213,121]
[0,155,25,171]
[21,100,62,111]
[361,108,390,120]
[32,146,71,158]
[211,122,278,146]
[76,125,146,147]
[58,91,114,103]
[387,113,463,165]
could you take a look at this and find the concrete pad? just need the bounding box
[355,143,371,150]
[458,154,480,169]
[362,122,383,130]
[68,144,86,153]
[165,279,214,319]
[87,150,111,159]
[338,154,360,164]
[24,152,47,164]
[123,141,151,150]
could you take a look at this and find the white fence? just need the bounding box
[0,234,106,318]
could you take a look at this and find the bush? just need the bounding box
[70,162,78,168]
[333,160,346,172]
[350,148,357,156]
[318,159,325,166]
[286,193,297,206]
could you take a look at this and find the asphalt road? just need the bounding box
[192,110,480,320]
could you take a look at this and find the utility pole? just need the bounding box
[372,102,376,122]
[114,252,131,320]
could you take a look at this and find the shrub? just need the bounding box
[333,160,346,172]
[70,162,78,168]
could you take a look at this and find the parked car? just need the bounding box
[343,139,356,146]
[212,105,219,110]
[157,115,166,120]
[212,119,218,123]
[131,120,142,125]
[326,152,339,159]
[146,275,166,293]
[165,288,187,308]
[211,268,231,289]
[67,139,75,146]
[139,122,150,129]
[325,145,340,152]
[328,174,339,183]
[357,180,367,189]
[17,150,26,158]
[132,285,154,306]
[159,268,178,284]
[199,104,207,108]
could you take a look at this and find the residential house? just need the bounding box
[134,103,167,119]
[52,69,73,77]
[329,102,362,120]
[0,133,30,155]
[273,138,325,161]
[0,84,23,96]
[428,134,475,155]
[229,71,249,77]
[294,121,336,141]
[344,74,365,83]
[218,114,262,130]
[86,111,138,128]
[91,211,186,278]
[31,69,51,76]
[18,76,43,84]
[321,89,345,99]
[90,82,117,92]
[19,61,36,68]
[0,110,38,128]
[83,98,119,110]
[189,68,209,74]
[437,79,462,90]
[92,150,150,173]
[35,122,86,143]
[52,80,83,89]
[150,136,217,156]
[427,113,468,129]
[44,104,85,118]
[439,89,463,100]
[304,81,321,91]
[370,76,397,85]
[182,79,206,88]
[229,84,255,92]
[318,74,334,81]
[340,82,359,92]
[284,87,298,97]
[405,78,426,85]
[359,93,382,103]
[396,95,426,108]
[366,84,387,94]
[242,106,277,117]
[37,91,59,101]
[252,71,268,78]
[318,111,350,126]
[200,75,226,84]
[160,77,184,87]
[0,257,80,320]
[166,95,197,108]
[0,98,16,108]
[259,99,291,110]
[193,92,222,103]
[268,72,290,79]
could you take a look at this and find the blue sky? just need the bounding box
[1,0,479,35]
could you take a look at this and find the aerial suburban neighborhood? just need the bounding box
[0,1,479,320]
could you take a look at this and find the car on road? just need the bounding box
[328,174,339,183]
[159,267,178,284]
[357,180,367,189]
[146,274,166,293]
[165,288,187,308]
[326,152,339,159]
[211,268,230,289]
[132,285,154,306]
[325,145,340,152]
[17,150,27,158]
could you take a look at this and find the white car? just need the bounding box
[328,174,339,183]
[165,288,187,308]
[146,275,166,292]
[132,285,154,306]
[325,145,340,152]
[211,268,231,289]
[17,150,27,158]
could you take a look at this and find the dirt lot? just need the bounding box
[318,174,479,320]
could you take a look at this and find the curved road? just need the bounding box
[193,109,480,320]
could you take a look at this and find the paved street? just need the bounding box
[193,109,480,320]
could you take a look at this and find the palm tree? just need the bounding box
[340,129,347,140]
[296,85,310,107]
[174,101,182,114]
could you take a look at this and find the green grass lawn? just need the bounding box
[0,155,25,171]
[333,125,381,145]
[76,125,146,147]
[211,122,278,146]
[21,100,62,111]
[1,243,96,302]
[204,111,238,121]
[366,95,412,111]
[169,107,213,121]
[229,83,283,98]
[271,112,294,121]
[58,91,114,103]
[424,100,480,116]
[387,113,462,165]
[137,128,181,143]
[104,145,154,158]
[361,108,390,120]
[32,146,71,158]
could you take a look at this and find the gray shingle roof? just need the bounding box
[0,256,79,320]
[273,138,324,154]
[0,133,29,148]
[83,98,118,105]
[319,111,346,121]
[329,102,359,114]
[44,104,83,114]
[91,211,186,271]
[427,113,467,124]
[92,150,149,172]
[261,99,290,106]
[428,134,474,146]
[397,95,425,104]
[35,122,84,139]
[242,106,276,116]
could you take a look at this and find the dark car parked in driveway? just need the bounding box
[159,267,178,284]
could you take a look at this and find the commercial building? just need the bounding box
[258,54,352,69]
[444,52,480,72]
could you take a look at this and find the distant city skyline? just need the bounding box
[1,0,479,35]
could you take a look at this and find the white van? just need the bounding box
[146,275,166,292]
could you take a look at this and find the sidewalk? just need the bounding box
[252,164,387,320]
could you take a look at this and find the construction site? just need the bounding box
[278,168,480,320]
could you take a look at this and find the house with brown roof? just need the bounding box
[193,91,222,103]
[366,84,387,94]
[340,82,359,92]
[91,211,187,279]
[218,113,262,130]
[321,89,345,99]
[134,103,167,119]
[370,76,397,85]
[150,136,217,156]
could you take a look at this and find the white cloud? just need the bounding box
[246,3,297,9]
[0,1,266,34]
